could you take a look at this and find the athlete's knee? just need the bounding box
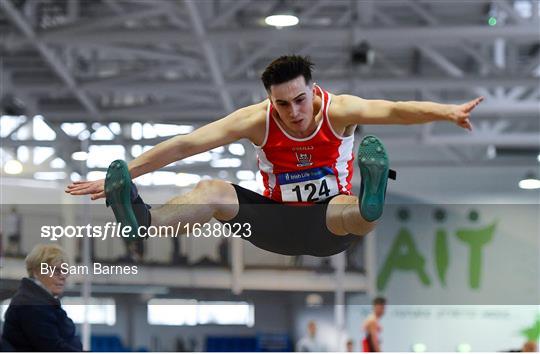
[194,179,237,204]
[326,195,357,236]
[330,194,358,205]
[327,195,376,236]
[195,179,226,194]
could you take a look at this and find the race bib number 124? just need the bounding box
[277,167,339,202]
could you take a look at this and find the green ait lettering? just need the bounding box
[456,222,497,289]
[377,227,430,291]
[377,221,497,291]
[435,229,449,287]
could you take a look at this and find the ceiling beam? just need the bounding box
[7,6,168,51]
[4,132,538,149]
[423,133,540,148]
[404,0,439,25]
[6,24,538,48]
[185,0,234,113]
[0,0,103,122]
[494,0,527,24]
[62,42,202,65]
[418,45,464,77]
[15,76,539,96]
[208,0,251,28]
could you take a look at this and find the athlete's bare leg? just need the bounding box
[150,180,239,227]
[326,195,376,236]
[153,181,373,236]
[147,178,372,236]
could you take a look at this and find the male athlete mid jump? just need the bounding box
[66,56,483,257]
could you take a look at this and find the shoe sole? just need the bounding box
[105,160,139,237]
[357,135,389,222]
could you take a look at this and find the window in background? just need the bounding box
[147,299,254,327]
[61,297,116,326]
[147,299,198,326]
[1,297,116,326]
[198,301,254,326]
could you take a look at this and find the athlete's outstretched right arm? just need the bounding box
[65,102,265,200]
[127,104,260,179]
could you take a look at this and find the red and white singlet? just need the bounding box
[254,85,355,203]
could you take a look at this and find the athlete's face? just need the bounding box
[268,76,315,137]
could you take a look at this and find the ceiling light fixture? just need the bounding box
[3,160,23,174]
[265,14,299,28]
[518,172,540,190]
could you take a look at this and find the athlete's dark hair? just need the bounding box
[261,55,314,91]
[373,297,386,306]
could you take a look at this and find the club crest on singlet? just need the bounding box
[295,152,313,167]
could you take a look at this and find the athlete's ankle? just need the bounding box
[132,195,151,229]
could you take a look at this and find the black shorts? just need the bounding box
[219,184,358,257]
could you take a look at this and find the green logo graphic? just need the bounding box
[377,227,430,291]
[377,214,497,291]
[456,223,496,289]
[435,229,449,287]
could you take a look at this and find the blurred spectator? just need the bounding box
[362,297,386,352]
[346,338,354,352]
[296,320,326,352]
[509,340,538,352]
[522,341,537,352]
[4,206,22,256]
[118,239,144,263]
[1,243,82,351]
[218,238,229,267]
[346,239,364,272]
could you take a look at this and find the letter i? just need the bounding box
[435,229,449,286]
[434,209,449,287]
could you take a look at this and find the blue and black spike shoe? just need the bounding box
[105,160,151,238]
[357,136,396,222]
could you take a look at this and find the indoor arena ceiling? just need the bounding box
[0,0,539,185]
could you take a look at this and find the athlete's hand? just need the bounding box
[65,179,105,200]
[449,96,484,131]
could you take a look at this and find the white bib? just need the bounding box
[277,167,339,202]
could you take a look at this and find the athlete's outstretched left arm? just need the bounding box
[333,95,484,131]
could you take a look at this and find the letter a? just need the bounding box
[377,228,431,291]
